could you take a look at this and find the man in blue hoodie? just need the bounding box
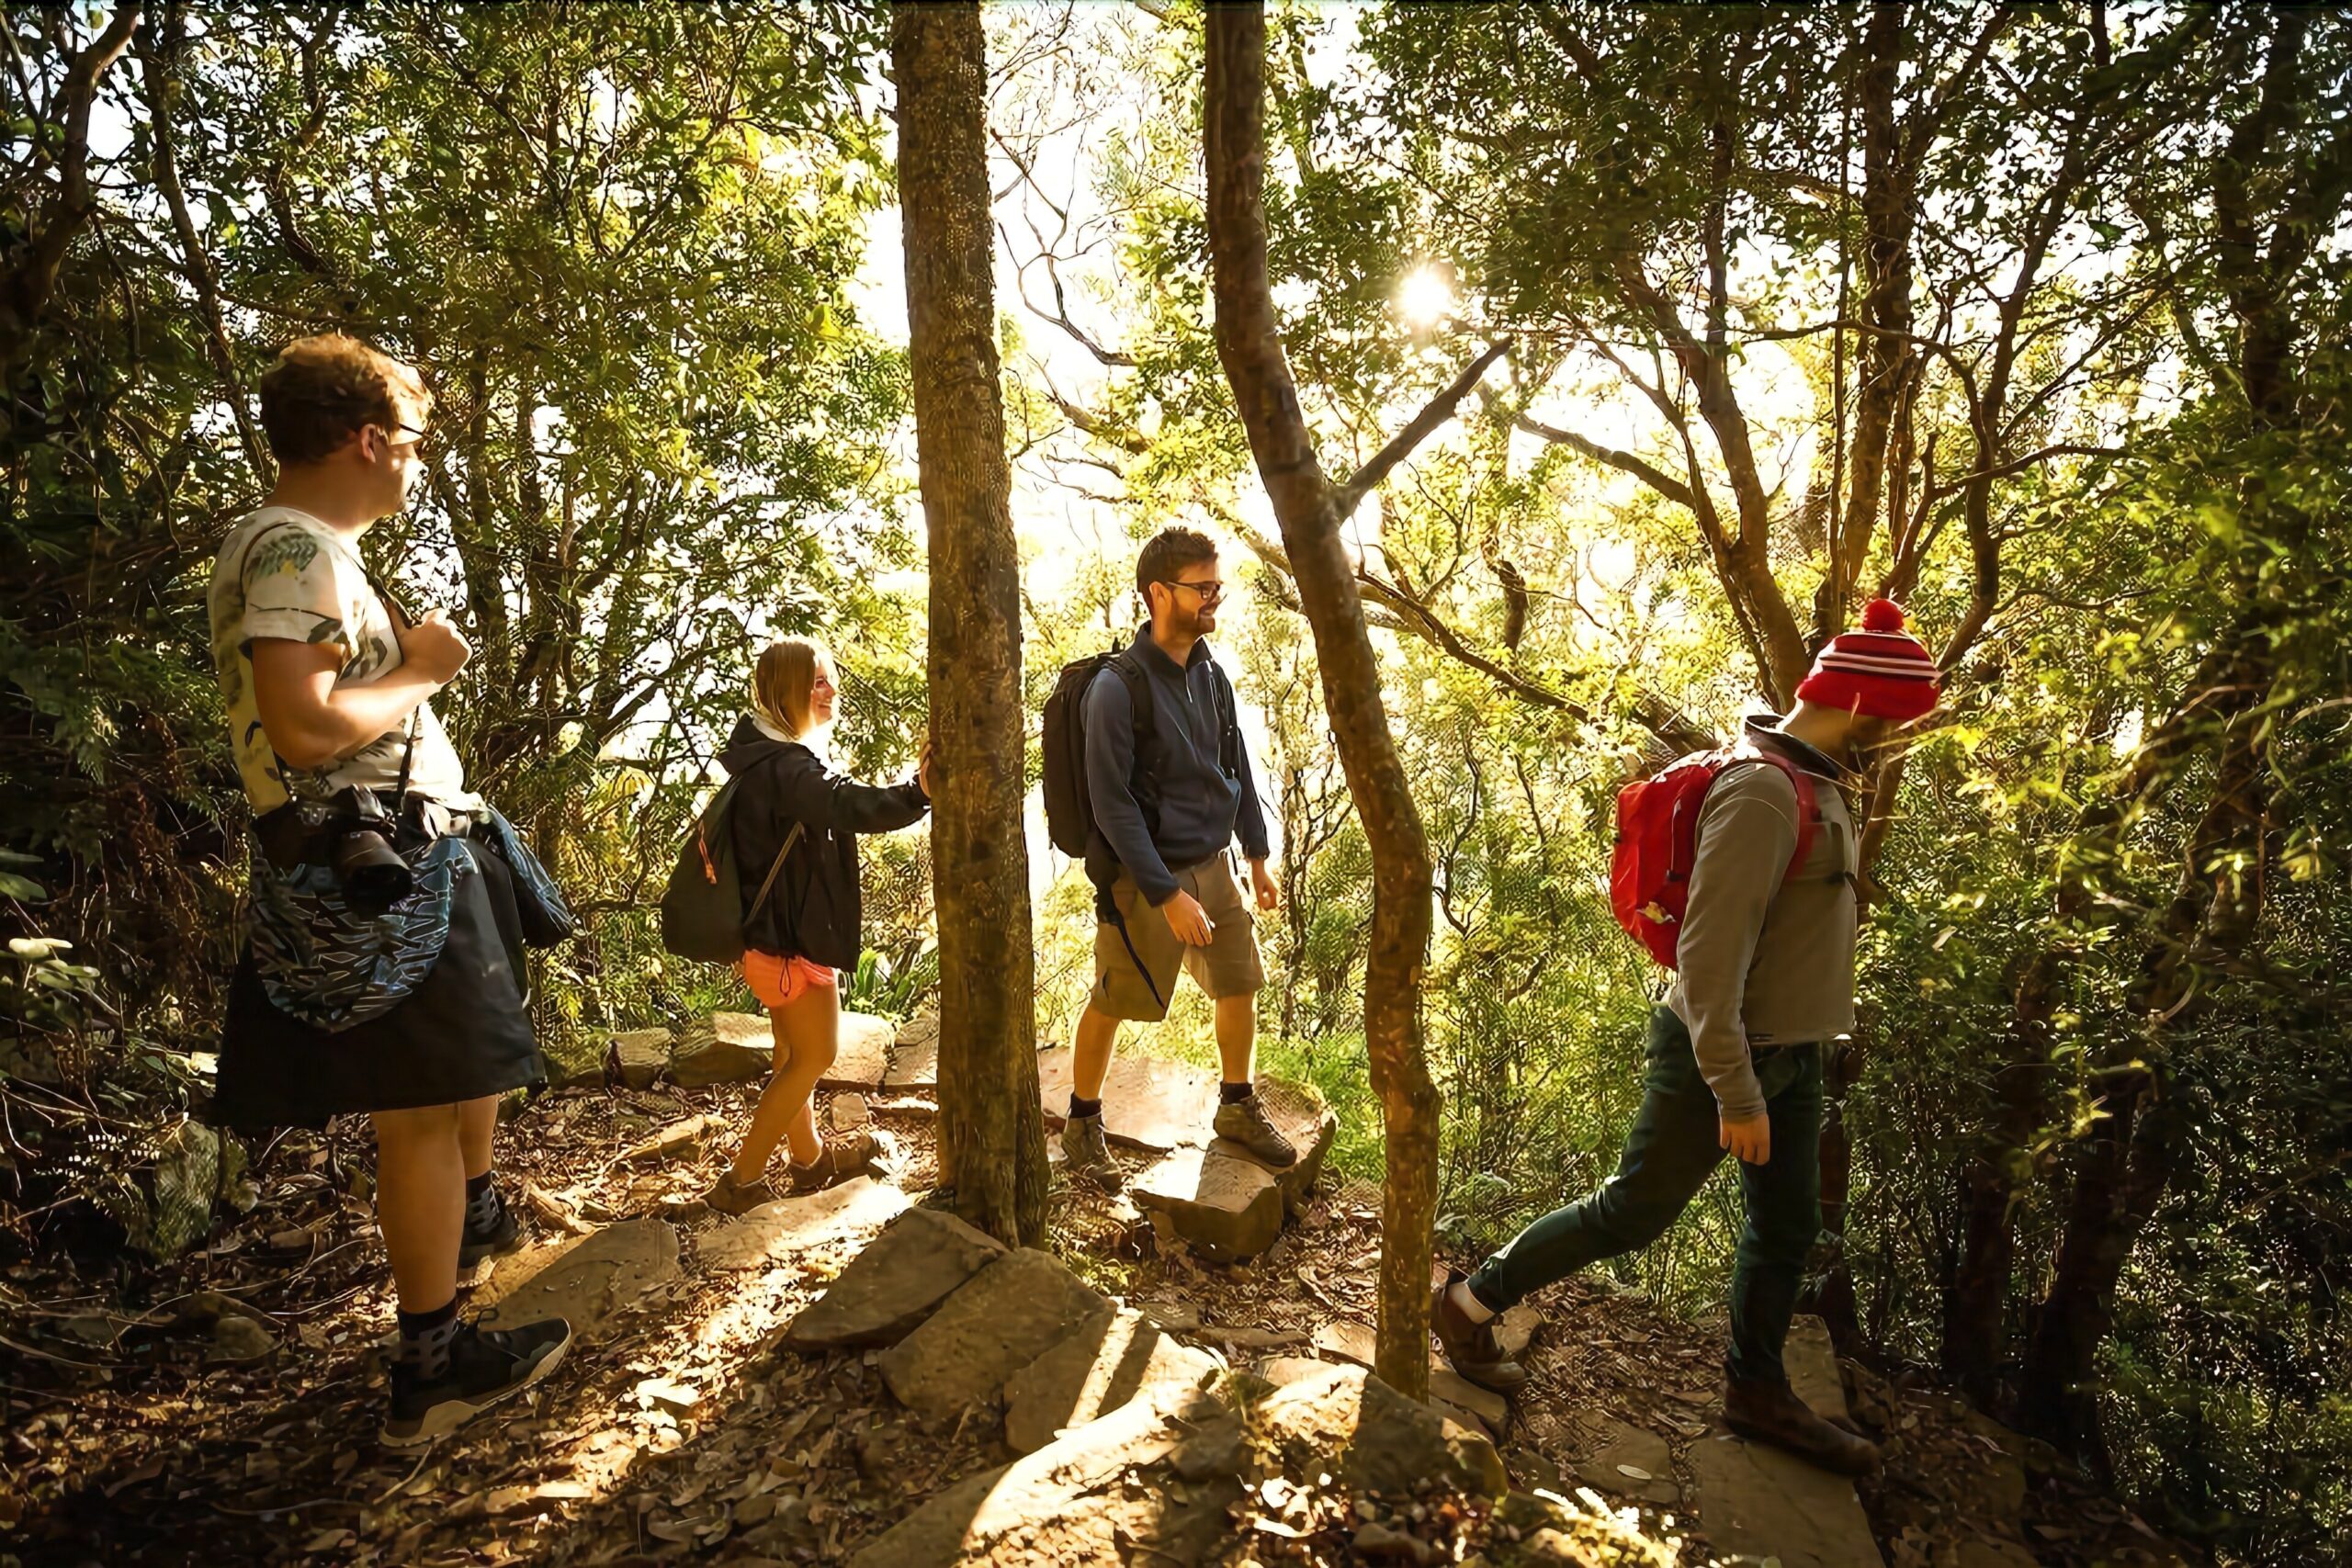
[1065,527,1294,1190]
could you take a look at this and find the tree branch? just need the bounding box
[1499,398,1697,509]
[1331,338,1510,520]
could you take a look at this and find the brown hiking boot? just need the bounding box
[1430,1271,1528,1393]
[1059,1111,1126,1194]
[1213,1089,1298,1168]
[704,1169,784,1216]
[1723,1374,1882,1477]
[788,1128,887,1194]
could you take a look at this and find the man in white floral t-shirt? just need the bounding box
[209,335,568,1448]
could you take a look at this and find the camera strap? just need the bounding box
[365,569,424,812]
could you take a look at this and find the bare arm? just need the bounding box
[250,612,468,771]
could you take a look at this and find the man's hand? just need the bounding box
[1718,1113,1770,1166]
[1162,889,1215,946]
[1250,857,1280,911]
[398,608,470,685]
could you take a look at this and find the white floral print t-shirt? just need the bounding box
[208,506,478,813]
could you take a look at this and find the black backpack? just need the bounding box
[1039,641,1239,863]
[659,754,804,964]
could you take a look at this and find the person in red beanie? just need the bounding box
[1430,599,1939,1477]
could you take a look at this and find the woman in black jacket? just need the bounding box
[706,637,931,1213]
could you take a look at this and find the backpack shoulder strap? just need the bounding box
[1109,648,1155,745]
[1716,749,1820,886]
[1214,660,1241,774]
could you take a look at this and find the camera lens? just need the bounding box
[335,829,413,913]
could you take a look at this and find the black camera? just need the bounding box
[331,789,413,913]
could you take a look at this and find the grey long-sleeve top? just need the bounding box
[1664,718,1860,1121]
[1082,630,1271,906]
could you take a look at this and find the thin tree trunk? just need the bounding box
[893,0,1048,1247]
[136,6,268,488]
[1204,0,1441,1402]
[0,6,142,374]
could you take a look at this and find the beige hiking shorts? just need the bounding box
[1091,851,1266,1022]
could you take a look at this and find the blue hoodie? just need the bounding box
[1081,629,1271,906]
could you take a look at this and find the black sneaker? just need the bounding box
[457,1182,524,1286]
[381,1316,572,1450]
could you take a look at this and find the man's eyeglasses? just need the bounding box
[372,421,428,448]
[1159,579,1228,606]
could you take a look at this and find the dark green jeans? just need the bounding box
[1465,1005,1824,1384]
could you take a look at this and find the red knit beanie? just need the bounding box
[1793,599,1940,722]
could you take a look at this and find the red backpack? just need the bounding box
[1611,748,1819,969]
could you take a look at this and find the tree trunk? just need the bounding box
[893,0,1048,1247]
[1204,0,1442,1403]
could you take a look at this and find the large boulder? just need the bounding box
[1251,1363,1508,1497]
[606,1028,673,1089]
[697,1175,910,1272]
[820,1010,896,1090]
[850,1383,1246,1568]
[1002,1309,1224,1453]
[883,1013,939,1089]
[786,1206,1004,1349]
[478,1219,680,1338]
[878,1247,1116,1420]
[668,1011,772,1088]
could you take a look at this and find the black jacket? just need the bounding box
[718,716,929,970]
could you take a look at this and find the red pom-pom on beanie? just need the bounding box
[1860,597,1905,633]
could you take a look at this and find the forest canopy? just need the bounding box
[4,5,2347,1562]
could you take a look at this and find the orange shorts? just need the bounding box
[741,950,837,1011]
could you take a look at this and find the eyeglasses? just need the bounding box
[371,421,428,449]
[1158,579,1228,606]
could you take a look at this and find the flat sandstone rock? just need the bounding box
[697,1175,910,1273]
[1002,1310,1223,1452]
[1694,1431,1884,1568]
[878,1247,1116,1419]
[1254,1363,1507,1497]
[786,1206,1004,1349]
[607,1028,673,1089]
[479,1219,679,1337]
[850,1384,1244,1568]
[1035,1046,1222,1152]
[668,1011,771,1088]
[819,1010,895,1090]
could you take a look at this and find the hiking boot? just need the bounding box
[788,1128,888,1194]
[1723,1373,1882,1477]
[382,1315,571,1450]
[1060,1111,1126,1194]
[1212,1089,1298,1168]
[456,1181,523,1287]
[1429,1271,1529,1393]
[704,1168,785,1216]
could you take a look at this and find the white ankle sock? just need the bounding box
[1448,1280,1496,1325]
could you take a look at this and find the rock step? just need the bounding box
[696,1175,910,1273]
[1105,1072,1338,1263]
[572,1010,941,1093]
[786,1205,1004,1349]
[1693,1314,1885,1568]
[878,1247,1117,1420]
